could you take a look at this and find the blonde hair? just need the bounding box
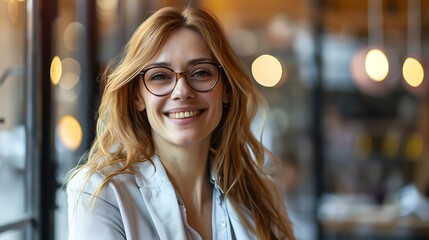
[68,7,294,240]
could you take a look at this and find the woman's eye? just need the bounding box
[150,73,171,81]
[192,70,211,78]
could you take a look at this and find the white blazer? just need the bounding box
[67,156,256,240]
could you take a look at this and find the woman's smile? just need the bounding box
[166,109,204,119]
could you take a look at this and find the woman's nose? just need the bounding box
[170,74,195,100]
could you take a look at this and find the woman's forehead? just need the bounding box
[148,28,213,67]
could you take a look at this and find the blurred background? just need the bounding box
[1,0,428,239]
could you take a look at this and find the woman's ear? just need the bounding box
[134,89,146,111]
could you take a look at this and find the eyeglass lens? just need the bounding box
[142,62,220,96]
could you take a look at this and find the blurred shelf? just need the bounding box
[322,216,429,240]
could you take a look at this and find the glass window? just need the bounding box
[0,0,28,236]
[0,229,24,240]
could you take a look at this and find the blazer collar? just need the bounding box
[133,155,187,239]
[133,155,170,189]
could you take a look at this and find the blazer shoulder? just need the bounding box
[66,165,135,205]
[67,168,102,192]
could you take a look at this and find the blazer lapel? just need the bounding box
[134,157,187,240]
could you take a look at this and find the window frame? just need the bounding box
[0,0,55,239]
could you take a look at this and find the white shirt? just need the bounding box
[176,169,233,240]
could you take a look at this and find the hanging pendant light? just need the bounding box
[351,0,399,96]
[365,0,389,82]
[402,0,427,97]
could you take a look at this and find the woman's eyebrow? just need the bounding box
[145,62,171,68]
[145,58,215,69]
[187,58,214,65]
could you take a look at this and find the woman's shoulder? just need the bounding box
[66,167,102,194]
[66,163,136,198]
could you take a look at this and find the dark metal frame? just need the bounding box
[309,0,325,239]
[24,0,41,238]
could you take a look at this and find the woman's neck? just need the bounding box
[155,141,212,212]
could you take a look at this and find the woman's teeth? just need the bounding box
[168,110,201,119]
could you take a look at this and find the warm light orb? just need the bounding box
[382,130,401,158]
[64,22,86,51]
[57,115,83,151]
[50,56,62,85]
[252,54,283,87]
[59,58,81,90]
[229,28,258,57]
[355,130,372,158]
[7,0,19,23]
[405,133,423,161]
[402,57,424,88]
[96,0,118,12]
[96,0,118,20]
[365,49,389,82]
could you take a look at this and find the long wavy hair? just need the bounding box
[68,7,294,240]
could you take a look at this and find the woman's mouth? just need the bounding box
[167,110,203,119]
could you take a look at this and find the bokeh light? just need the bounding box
[64,22,86,51]
[365,48,389,82]
[267,14,295,49]
[252,54,284,87]
[59,58,81,90]
[354,130,372,158]
[59,82,81,102]
[57,115,83,151]
[229,28,258,57]
[351,47,399,96]
[382,129,401,158]
[7,0,19,23]
[402,57,424,88]
[96,0,118,21]
[50,56,62,85]
[404,133,423,161]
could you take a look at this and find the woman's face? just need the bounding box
[135,27,229,150]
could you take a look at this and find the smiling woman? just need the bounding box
[134,28,226,151]
[66,6,295,240]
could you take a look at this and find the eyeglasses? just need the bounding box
[139,61,222,97]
